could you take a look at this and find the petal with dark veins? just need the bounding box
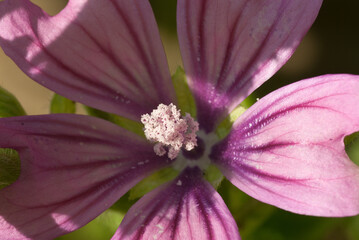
[113,167,240,240]
[212,74,359,216]
[0,0,176,121]
[177,0,322,132]
[0,114,170,240]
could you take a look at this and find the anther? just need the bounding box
[141,103,199,159]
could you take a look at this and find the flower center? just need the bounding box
[182,137,205,160]
[141,103,199,159]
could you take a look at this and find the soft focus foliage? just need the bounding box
[171,67,196,118]
[129,167,178,200]
[50,94,76,114]
[0,148,20,189]
[85,106,144,137]
[0,86,26,117]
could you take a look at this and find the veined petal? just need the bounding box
[0,114,170,240]
[212,74,359,216]
[113,167,240,240]
[177,0,322,132]
[0,0,175,120]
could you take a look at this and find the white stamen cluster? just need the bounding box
[141,103,199,159]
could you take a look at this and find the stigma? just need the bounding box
[141,103,199,159]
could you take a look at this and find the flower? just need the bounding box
[0,0,359,239]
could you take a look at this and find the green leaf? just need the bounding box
[56,208,125,240]
[0,148,21,190]
[171,66,196,118]
[345,132,359,166]
[344,132,359,147]
[216,105,246,139]
[85,106,144,137]
[50,94,76,114]
[129,167,179,200]
[215,93,259,139]
[0,86,26,117]
[204,164,224,189]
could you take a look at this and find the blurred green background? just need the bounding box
[1,0,359,239]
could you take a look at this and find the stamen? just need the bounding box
[141,103,199,159]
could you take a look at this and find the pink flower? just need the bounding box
[1,0,359,239]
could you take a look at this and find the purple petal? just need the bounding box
[212,74,359,216]
[177,0,322,132]
[0,114,170,239]
[112,167,240,240]
[0,0,175,120]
